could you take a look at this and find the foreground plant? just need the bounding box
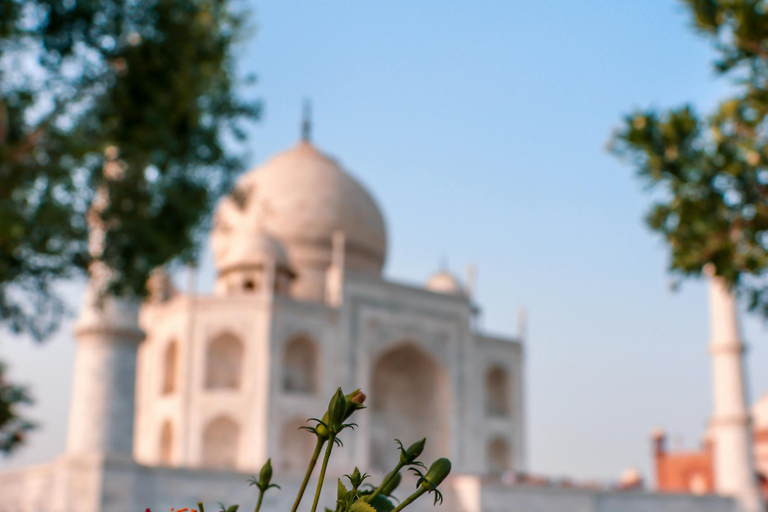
[248,458,280,512]
[293,387,367,512]
[187,388,451,512]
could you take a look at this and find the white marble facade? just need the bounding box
[133,139,525,479]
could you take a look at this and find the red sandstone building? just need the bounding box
[653,392,768,500]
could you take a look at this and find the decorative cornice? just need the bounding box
[708,342,746,355]
[710,413,751,428]
[218,260,296,279]
[73,325,146,342]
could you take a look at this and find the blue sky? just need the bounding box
[3,0,768,483]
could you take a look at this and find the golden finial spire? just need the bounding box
[301,99,312,142]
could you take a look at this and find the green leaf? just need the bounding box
[367,495,395,512]
[349,500,377,512]
[337,479,349,502]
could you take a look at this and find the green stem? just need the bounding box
[390,488,427,512]
[367,462,404,502]
[310,434,336,512]
[254,489,265,512]
[291,438,326,512]
[198,502,206,512]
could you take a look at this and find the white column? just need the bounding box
[66,263,144,457]
[707,276,764,512]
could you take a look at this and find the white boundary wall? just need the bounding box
[0,462,736,512]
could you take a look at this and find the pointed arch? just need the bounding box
[279,417,317,473]
[485,365,511,417]
[205,333,244,389]
[370,342,450,471]
[162,339,178,394]
[283,335,319,394]
[159,420,173,464]
[202,416,239,469]
[487,436,511,475]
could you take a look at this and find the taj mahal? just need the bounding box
[133,134,525,477]
[0,126,757,512]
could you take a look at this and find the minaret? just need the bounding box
[66,150,144,458]
[706,271,763,512]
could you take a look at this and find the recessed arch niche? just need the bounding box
[487,436,511,475]
[369,342,450,471]
[283,335,319,394]
[485,365,511,417]
[279,416,317,473]
[205,333,244,389]
[162,339,178,395]
[201,415,239,469]
[159,420,173,465]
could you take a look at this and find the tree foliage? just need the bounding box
[0,362,35,454]
[0,0,258,453]
[612,0,768,316]
[0,0,258,340]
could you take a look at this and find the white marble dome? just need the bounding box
[212,140,387,301]
[426,270,465,296]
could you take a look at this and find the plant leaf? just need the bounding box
[349,500,377,512]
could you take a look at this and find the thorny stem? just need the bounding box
[310,434,336,512]
[254,489,265,512]
[390,488,427,512]
[366,462,404,502]
[291,437,326,512]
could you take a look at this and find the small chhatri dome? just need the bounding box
[426,270,465,296]
[218,232,290,273]
[212,139,387,301]
[619,468,643,489]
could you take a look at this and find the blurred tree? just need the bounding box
[0,362,34,454]
[0,0,258,453]
[612,0,768,316]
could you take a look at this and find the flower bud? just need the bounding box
[344,389,366,421]
[327,388,347,429]
[421,458,451,490]
[345,467,369,489]
[315,421,330,439]
[400,438,426,464]
[259,458,273,487]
